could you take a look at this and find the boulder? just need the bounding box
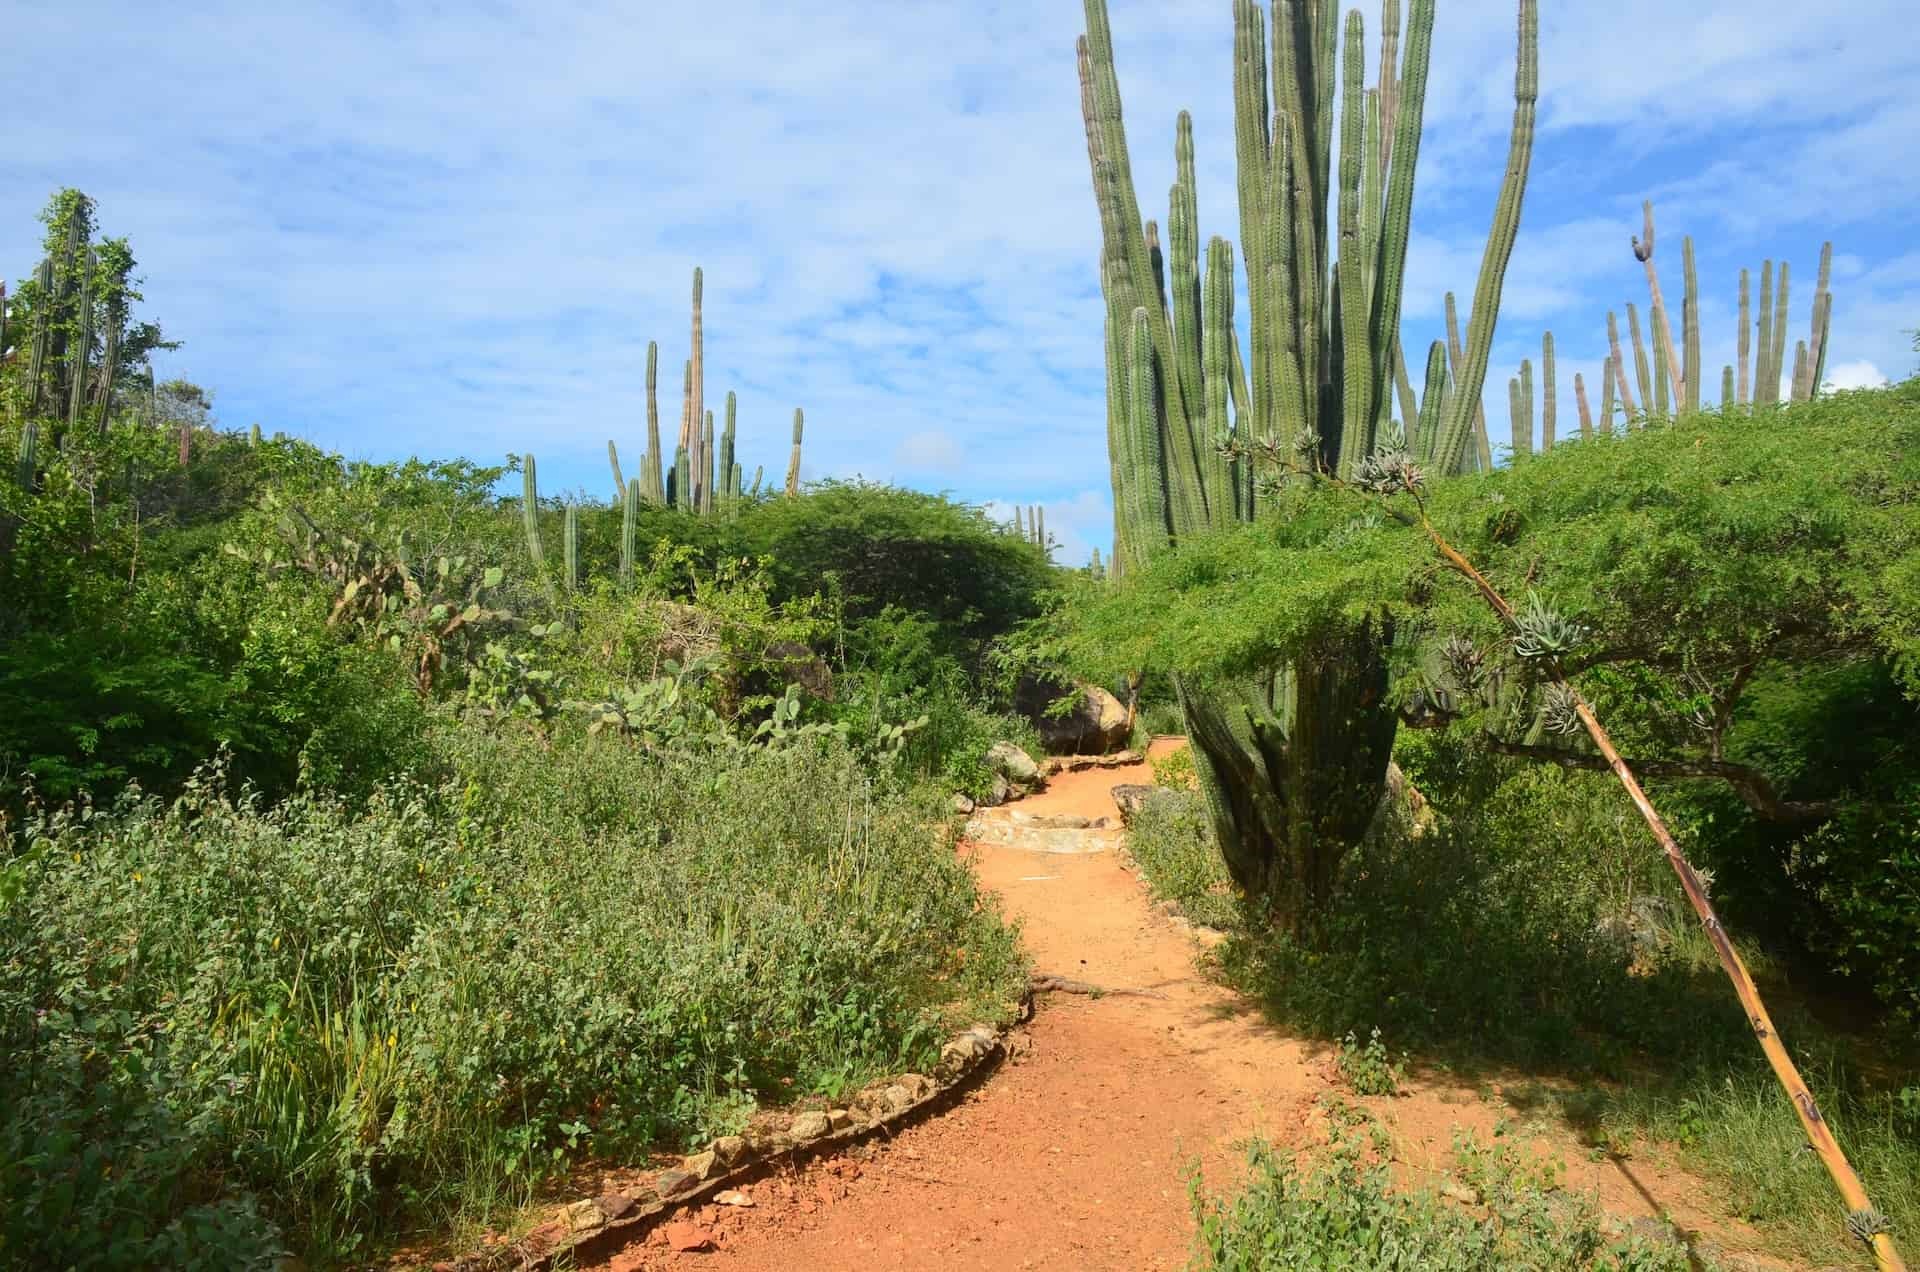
[985,741,1041,786]
[788,1110,831,1142]
[1111,784,1163,824]
[1016,673,1133,755]
[951,793,976,814]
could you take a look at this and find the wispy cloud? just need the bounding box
[4,1,1914,564]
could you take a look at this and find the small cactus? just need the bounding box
[562,503,579,592]
[522,454,547,576]
[1540,332,1555,450]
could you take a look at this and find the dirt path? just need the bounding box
[589,743,1786,1271]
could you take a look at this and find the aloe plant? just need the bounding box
[1079,0,1538,925]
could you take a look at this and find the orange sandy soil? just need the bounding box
[582,740,1791,1271]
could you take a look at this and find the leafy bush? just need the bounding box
[0,732,1024,1264]
[1192,1111,1698,1271]
[1336,1028,1406,1097]
[1123,786,1239,930]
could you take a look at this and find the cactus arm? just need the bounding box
[750,465,763,497]
[1123,305,1171,568]
[1432,0,1537,476]
[701,409,715,515]
[1573,371,1594,439]
[608,440,626,504]
[1605,310,1637,418]
[1171,113,1204,424]
[1443,291,1493,472]
[672,445,690,510]
[1600,355,1618,436]
[719,392,737,518]
[1334,10,1374,478]
[1508,374,1526,459]
[1367,0,1434,449]
[65,251,94,429]
[1145,219,1169,320]
[1393,338,1419,443]
[1790,340,1811,403]
[1414,339,1448,463]
[1203,238,1236,528]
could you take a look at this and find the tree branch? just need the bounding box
[1480,737,1834,823]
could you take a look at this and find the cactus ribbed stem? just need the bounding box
[1540,332,1555,450]
[645,341,664,503]
[672,445,690,511]
[1415,340,1448,464]
[1573,371,1594,439]
[1627,303,1653,418]
[1444,291,1492,473]
[1508,375,1524,460]
[1433,0,1536,476]
[25,261,52,413]
[1606,310,1637,419]
[1737,269,1751,407]
[1768,261,1791,408]
[1755,261,1775,409]
[621,478,639,581]
[562,503,579,592]
[608,440,626,504]
[1653,314,1672,418]
[1809,241,1833,399]
[15,420,37,490]
[1682,236,1701,414]
[522,455,547,577]
[1722,365,1734,410]
[786,408,804,496]
[689,268,705,510]
[1632,202,1685,409]
[1600,355,1617,436]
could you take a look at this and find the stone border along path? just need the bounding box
[466,741,1796,1272]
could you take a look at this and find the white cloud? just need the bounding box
[1825,361,1889,392]
[1,0,1912,516]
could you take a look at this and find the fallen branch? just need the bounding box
[1029,973,1166,1000]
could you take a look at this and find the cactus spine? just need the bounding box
[1080,0,1538,923]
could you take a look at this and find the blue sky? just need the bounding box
[6,1,1916,568]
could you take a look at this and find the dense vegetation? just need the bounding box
[0,191,1060,1265]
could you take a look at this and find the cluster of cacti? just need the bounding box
[7,192,144,442]
[1012,503,1049,553]
[605,268,803,519]
[1500,207,1836,447]
[1080,0,1538,921]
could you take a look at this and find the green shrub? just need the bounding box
[0,731,1024,1264]
[1123,786,1238,930]
[1337,1028,1406,1097]
[1192,1112,1699,1271]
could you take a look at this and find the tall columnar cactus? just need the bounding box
[65,251,95,430]
[1652,314,1672,418]
[1754,261,1777,408]
[1606,311,1636,420]
[1540,331,1556,449]
[1722,365,1735,410]
[1080,0,1538,925]
[1632,202,1685,410]
[15,420,38,490]
[1807,241,1833,400]
[786,408,804,497]
[562,503,579,592]
[608,440,626,504]
[1600,355,1617,435]
[621,477,640,580]
[718,392,738,518]
[1769,261,1791,407]
[1573,369,1594,439]
[1443,293,1492,471]
[24,261,52,414]
[522,454,547,577]
[645,340,665,504]
[689,267,705,510]
[1737,268,1752,406]
[1627,303,1653,420]
[1681,236,1701,414]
